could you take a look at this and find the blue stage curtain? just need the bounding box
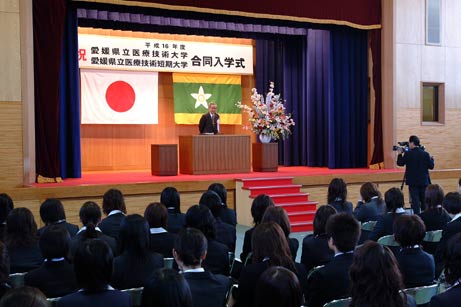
[59,4,81,178]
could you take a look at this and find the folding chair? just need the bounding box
[226,284,238,307]
[121,287,144,307]
[323,297,352,307]
[9,272,27,288]
[404,284,438,305]
[361,220,377,232]
[423,230,443,243]
[164,257,175,269]
[377,235,399,247]
[47,297,61,307]
[307,265,325,280]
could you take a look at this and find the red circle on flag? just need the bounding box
[105,81,136,112]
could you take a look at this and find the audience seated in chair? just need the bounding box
[160,187,185,234]
[393,214,435,288]
[0,242,11,300]
[208,183,237,226]
[144,202,177,258]
[0,286,48,307]
[111,214,164,290]
[25,225,78,298]
[240,194,274,263]
[301,205,336,272]
[185,205,229,275]
[254,266,303,307]
[173,228,231,307]
[69,201,118,259]
[419,184,451,232]
[37,199,79,238]
[430,233,461,307]
[327,178,353,215]
[369,187,407,241]
[6,208,43,273]
[261,206,299,260]
[199,190,236,252]
[56,239,131,307]
[306,213,360,307]
[99,189,127,241]
[237,222,308,307]
[0,194,13,243]
[349,241,416,307]
[141,268,192,307]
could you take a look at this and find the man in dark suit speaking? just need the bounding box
[198,102,220,134]
[397,135,434,214]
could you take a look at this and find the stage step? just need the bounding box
[244,184,303,197]
[291,221,314,232]
[287,210,317,223]
[276,202,318,213]
[263,193,310,204]
[240,177,294,188]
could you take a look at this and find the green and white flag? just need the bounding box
[173,73,242,125]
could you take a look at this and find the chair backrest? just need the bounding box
[121,287,144,307]
[307,265,325,281]
[361,220,377,232]
[47,297,61,307]
[243,252,253,266]
[323,297,352,307]
[377,235,400,247]
[226,284,238,307]
[164,257,174,269]
[404,284,438,305]
[424,230,443,243]
[9,272,27,288]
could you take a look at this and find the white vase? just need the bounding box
[258,134,272,143]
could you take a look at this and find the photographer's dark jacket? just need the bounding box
[397,147,434,186]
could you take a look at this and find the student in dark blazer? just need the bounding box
[144,202,177,258]
[208,183,237,226]
[37,198,79,238]
[240,194,274,262]
[327,178,353,214]
[369,187,407,241]
[306,213,361,307]
[301,205,336,272]
[0,242,12,300]
[262,206,299,260]
[99,188,127,241]
[111,214,164,290]
[394,215,435,288]
[57,239,131,307]
[198,102,220,134]
[173,228,231,307]
[237,222,308,307]
[0,193,14,243]
[430,233,461,307]
[160,187,186,234]
[353,182,386,223]
[419,184,451,231]
[185,205,230,275]
[69,201,118,259]
[25,225,78,298]
[200,191,236,252]
[6,208,43,273]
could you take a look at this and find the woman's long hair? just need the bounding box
[360,182,383,203]
[119,214,151,264]
[327,178,348,208]
[252,222,296,272]
[425,184,444,213]
[350,241,406,307]
[6,208,38,248]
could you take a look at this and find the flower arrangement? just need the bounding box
[236,82,295,141]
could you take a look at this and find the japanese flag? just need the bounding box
[81,69,158,124]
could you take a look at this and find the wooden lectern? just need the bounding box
[178,135,251,175]
[252,143,278,172]
[151,144,178,176]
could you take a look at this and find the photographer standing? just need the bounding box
[397,135,434,214]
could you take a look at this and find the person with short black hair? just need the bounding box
[144,202,177,257]
[199,190,236,252]
[419,184,451,231]
[69,201,118,259]
[393,214,435,288]
[301,205,337,272]
[397,135,434,214]
[306,213,360,307]
[141,268,193,307]
[369,187,407,241]
[111,214,163,289]
[349,241,416,307]
[430,233,461,307]
[0,242,11,299]
[185,205,229,275]
[0,286,48,307]
[160,187,185,233]
[208,183,237,226]
[25,225,78,297]
[173,228,231,307]
[37,198,79,237]
[0,194,13,242]
[327,178,353,214]
[6,207,42,273]
[254,266,303,307]
[57,239,131,307]
[443,192,461,217]
[240,194,274,262]
[99,189,127,240]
